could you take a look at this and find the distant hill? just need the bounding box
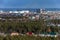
[0,8,60,12]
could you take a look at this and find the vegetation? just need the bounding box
[0,17,59,40]
[0,35,59,40]
[0,19,59,34]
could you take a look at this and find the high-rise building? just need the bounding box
[34,9,40,13]
[40,9,46,13]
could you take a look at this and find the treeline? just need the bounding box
[0,19,59,34]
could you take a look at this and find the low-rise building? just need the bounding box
[10,32,19,36]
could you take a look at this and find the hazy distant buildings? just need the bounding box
[0,9,60,20]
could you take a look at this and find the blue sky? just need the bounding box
[0,0,60,8]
